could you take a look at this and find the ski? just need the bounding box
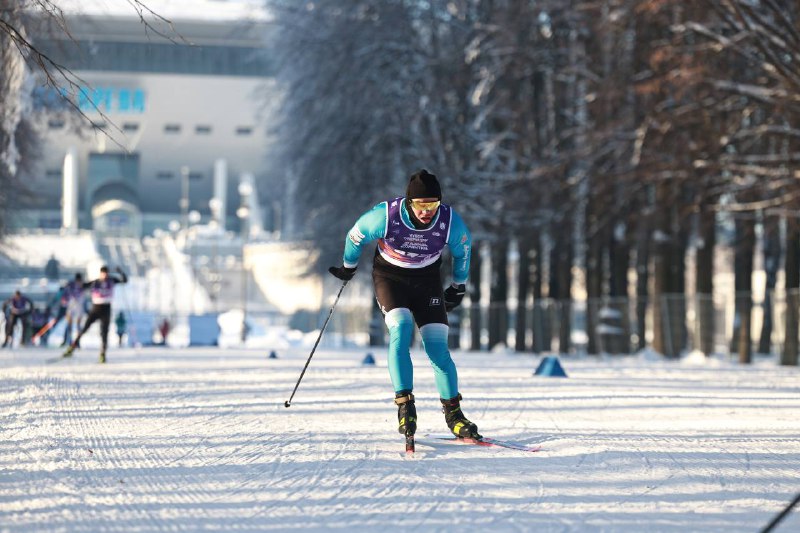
[45,349,75,364]
[423,434,542,453]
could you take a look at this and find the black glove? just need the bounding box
[444,283,466,312]
[328,265,357,281]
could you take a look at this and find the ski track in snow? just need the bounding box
[0,347,799,532]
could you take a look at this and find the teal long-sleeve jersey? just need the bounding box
[341,198,471,285]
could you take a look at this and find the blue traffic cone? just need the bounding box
[534,356,567,377]
[362,353,376,366]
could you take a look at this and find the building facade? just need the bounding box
[18,14,275,237]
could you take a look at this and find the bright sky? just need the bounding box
[55,0,269,22]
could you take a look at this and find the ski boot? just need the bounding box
[395,391,416,452]
[99,350,106,364]
[62,340,79,358]
[395,392,417,435]
[441,394,481,439]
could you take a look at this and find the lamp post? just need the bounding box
[209,198,222,313]
[167,221,180,317]
[151,230,165,315]
[188,210,201,315]
[271,200,282,240]
[237,181,252,344]
[180,166,190,231]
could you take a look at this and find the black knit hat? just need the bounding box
[406,169,441,200]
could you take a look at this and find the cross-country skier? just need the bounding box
[62,273,87,347]
[329,169,479,445]
[47,283,70,345]
[2,290,34,348]
[62,266,127,363]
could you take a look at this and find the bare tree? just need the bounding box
[0,1,38,238]
[689,0,800,364]
[266,0,473,270]
[261,0,800,359]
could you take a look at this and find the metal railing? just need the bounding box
[402,291,800,362]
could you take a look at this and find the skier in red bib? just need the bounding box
[63,266,127,363]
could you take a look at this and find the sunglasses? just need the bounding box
[410,199,441,211]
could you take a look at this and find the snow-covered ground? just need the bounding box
[1,345,798,532]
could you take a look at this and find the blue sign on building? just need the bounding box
[33,85,146,114]
[77,86,146,113]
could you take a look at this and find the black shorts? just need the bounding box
[373,270,448,327]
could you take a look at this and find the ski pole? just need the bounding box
[761,492,800,533]
[284,280,348,408]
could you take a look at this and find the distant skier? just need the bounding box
[48,283,70,344]
[63,266,128,363]
[62,273,87,347]
[158,317,170,346]
[2,290,34,348]
[115,311,127,347]
[29,282,71,346]
[329,169,478,448]
[44,254,60,280]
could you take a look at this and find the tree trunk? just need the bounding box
[531,235,545,353]
[757,215,780,355]
[515,239,531,352]
[550,227,572,354]
[782,218,799,366]
[635,215,650,352]
[609,222,631,354]
[652,184,677,357]
[732,218,755,364]
[670,226,689,356]
[469,240,482,351]
[609,222,629,298]
[695,208,715,355]
[488,238,508,349]
[585,225,603,354]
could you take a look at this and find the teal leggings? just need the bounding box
[384,308,458,399]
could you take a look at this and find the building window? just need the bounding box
[235,126,253,136]
[123,122,139,132]
[48,119,65,129]
[164,124,181,134]
[156,171,174,179]
[34,39,273,78]
[189,171,204,180]
[46,169,62,179]
[195,125,212,134]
